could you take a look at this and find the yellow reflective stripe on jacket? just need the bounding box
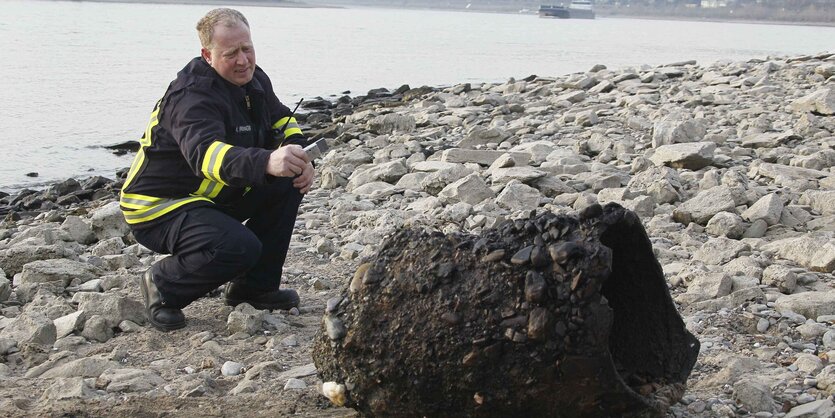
[120,195,211,224]
[194,179,224,199]
[201,141,232,186]
[122,102,160,193]
[272,117,303,145]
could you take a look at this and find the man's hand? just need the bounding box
[293,161,315,194]
[266,145,309,178]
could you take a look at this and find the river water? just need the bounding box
[1,0,833,189]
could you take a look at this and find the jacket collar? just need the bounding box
[181,57,265,95]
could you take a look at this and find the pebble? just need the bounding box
[221,361,245,377]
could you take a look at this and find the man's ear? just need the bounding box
[201,48,212,65]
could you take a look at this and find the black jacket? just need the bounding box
[120,57,305,227]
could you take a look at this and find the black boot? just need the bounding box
[224,281,300,311]
[140,269,186,331]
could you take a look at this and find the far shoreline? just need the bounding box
[39,0,835,27]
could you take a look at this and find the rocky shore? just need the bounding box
[1,51,834,417]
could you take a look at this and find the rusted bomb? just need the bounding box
[313,203,699,417]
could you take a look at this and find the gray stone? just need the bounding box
[18,259,100,288]
[459,126,509,148]
[441,149,529,166]
[742,193,784,226]
[438,174,495,205]
[81,315,113,343]
[0,244,76,276]
[705,212,745,239]
[824,330,835,351]
[495,181,543,211]
[673,186,737,225]
[284,378,307,390]
[40,377,96,401]
[324,315,346,340]
[816,365,835,393]
[90,237,125,257]
[676,272,732,305]
[774,290,835,320]
[54,311,85,339]
[693,237,750,265]
[118,320,142,333]
[626,166,683,204]
[226,303,264,335]
[799,190,835,216]
[733,379,774,413]
[751,162,829,182]
[40,356,120,378]
[99,368,165,392]
[89,201,130,240]
[652,113,707,147]
[0,277,11,303]
[60,216,97,245]
[346,159,408,191]
[791,87,835,116]
[222,361,245,376]
[0,337,16,355]
[743,219,768,239]
[723,257,763,281]
[649,142,715,170]
[794,353,824,374]
[420,165,475,195]
[367,114,415,134]
[761,264,797,294]
[488,167,548,186]
[0,312,56,346]
[74,292,145,328]
[785,399,835,418]
[763,235,835,273]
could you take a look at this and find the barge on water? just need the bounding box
[538,0,595,19]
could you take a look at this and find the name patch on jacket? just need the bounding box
[236,125,252,133]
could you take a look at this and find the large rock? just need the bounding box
[0,313,57,347]
[60,216,97,245]
[458,126,509,148]
[651,114,707,147]
[784,399,835,418]
[495,181,543,211]
[676,272,732,305]
[89,202,130,240]
[99,368,165,392]
[488,167,548,186]
[763,235,835,273]
[367,114,416,134]
[741,193,784,226]
[313,204,699,417]
[774,291,835,320]
[54,311,85,339]
[40,356,121,378]
[626,166,683,205]
[693,237,749,265]
[733,379,774,413]
[0,244,76,276]
[227,303,265,335]
[441,149,529,166]
[40,377,96,401]
[437,174,495,205]
[791,87,835,116]
[799,190,835,216]
[346,160,408,192]
[73,292,146,328]
[649,142,715,170]
[18,259,100,288]
[673,186,737,225]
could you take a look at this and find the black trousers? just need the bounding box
[132,178,303,309]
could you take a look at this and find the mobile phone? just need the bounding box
[303,138,329,160]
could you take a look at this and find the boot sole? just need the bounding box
[225,297,300,311]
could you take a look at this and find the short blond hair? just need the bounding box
[196,8,250,49]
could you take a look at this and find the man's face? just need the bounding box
[201,23,256,87]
